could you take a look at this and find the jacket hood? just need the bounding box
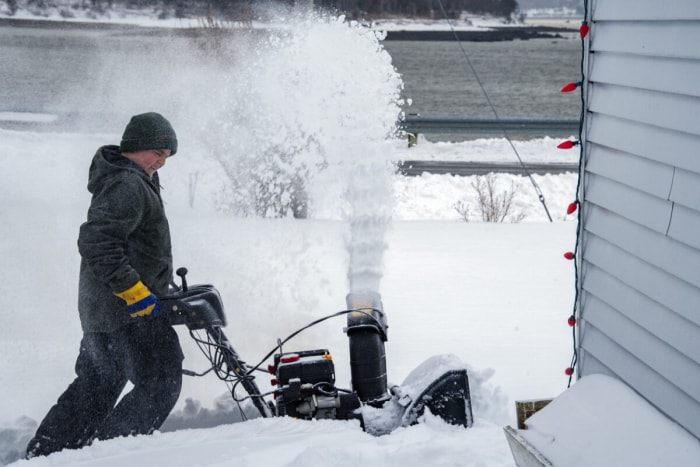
[87,145,159,194]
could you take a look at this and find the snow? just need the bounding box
[0,112,57,124]
[0,1,201,28]
[1,127,576,466]
[521,374,700,466]
[1,6,696,467]
[4,128,696,466]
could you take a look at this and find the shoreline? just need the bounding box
[383,26,573,41]
[0,16,576,41]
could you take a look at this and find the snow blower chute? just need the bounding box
[162,268,473,434]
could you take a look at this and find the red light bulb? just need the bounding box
[561,81,582,93]
[580,22,589,39]
[568,316,577,327]
[565,367,575,376]
[567,202,578,215]
[558,140,578,149]
[564,252,575,260]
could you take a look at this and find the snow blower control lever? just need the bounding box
[162,269,473,435]
[176,267,188,293]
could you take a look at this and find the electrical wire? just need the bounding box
[433,0,588,385]
[567,0,590,388]
[247,306,384,375]
[185,306,384,408]
[434,0,553,222]
[189,327,261,419]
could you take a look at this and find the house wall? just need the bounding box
[579,0,700,439]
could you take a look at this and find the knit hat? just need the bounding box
[119,112,178,156]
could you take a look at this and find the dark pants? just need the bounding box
[26,318,183,458]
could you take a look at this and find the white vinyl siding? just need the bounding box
[579,0,700,439]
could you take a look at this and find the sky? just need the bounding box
[1,5,699,467]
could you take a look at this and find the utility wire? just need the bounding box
[435,0,553,222]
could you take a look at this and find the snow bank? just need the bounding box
[521,374,700,466]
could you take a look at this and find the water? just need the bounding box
[0,24,581,122]
[384,37,581,118]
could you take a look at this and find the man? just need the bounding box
[26,112,184,458]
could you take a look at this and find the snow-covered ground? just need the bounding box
[1,6,698,467]
[3,128,698,466]
[1,127,578,467]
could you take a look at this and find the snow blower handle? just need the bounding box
[176,267,188,292]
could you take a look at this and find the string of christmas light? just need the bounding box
[560,0,590,387]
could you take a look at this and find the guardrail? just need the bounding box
[401,115,580,136]
[397,160,579,176]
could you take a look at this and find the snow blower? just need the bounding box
[162,268,473,434]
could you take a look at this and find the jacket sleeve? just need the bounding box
[77,174,148,293]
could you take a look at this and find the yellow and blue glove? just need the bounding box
[114,281,160,318]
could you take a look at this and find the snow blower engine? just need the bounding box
[162,268,473,435]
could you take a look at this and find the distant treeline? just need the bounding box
[315,0,519,19]
[8,1,519,21]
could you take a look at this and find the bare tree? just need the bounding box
[454,173,526,223]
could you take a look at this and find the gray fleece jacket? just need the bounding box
[77,145,173,333]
